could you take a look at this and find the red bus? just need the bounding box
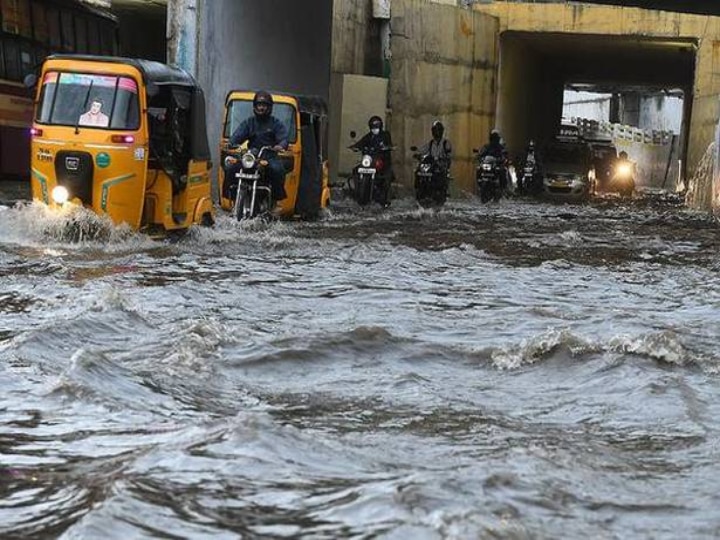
[0,0,117,180]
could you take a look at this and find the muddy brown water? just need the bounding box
[1,193,719,539]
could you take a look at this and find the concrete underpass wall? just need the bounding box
[497,34,564,163]
[329,2,385,184]
[473,2,720,210]
[390,0,498,193]
[332,0,382,76]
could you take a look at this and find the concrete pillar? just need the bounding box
[167,0,199,76]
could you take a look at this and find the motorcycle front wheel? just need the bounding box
[355,175,373,206]
[478,183,494,204]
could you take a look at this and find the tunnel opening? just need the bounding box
[562,84,686,190]
[497,31,697,190]
[113,0,168,62]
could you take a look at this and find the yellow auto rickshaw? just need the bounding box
[25,54,214,233]
[218,90,330,219]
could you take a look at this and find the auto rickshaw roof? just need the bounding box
[45,55,198,88]
[227,89,328,117]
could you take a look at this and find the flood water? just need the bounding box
[1,194,720,539]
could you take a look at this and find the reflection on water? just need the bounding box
[1,194,720,538]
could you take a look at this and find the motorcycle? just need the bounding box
[224,145,275,219]
[518,154,540,195]
[410,146,449,207]
[474,153,504,203]
[610,161,636,198]
[348,144,392,207]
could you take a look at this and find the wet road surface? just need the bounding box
[1,192,720,538]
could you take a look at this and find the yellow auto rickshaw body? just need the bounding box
[218,90,330,218]
[28,55,214,233]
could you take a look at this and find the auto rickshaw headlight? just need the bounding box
[242,153,256,169]
[52,186,70,205]
[361,155,373,168]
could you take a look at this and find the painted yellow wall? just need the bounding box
[390,0,499,194]
[473,2,720,208]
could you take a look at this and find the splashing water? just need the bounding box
[686,142,716,209]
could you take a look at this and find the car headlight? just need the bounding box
[241,153,256,169]
[361,155,373,168]
[52,186,69,204]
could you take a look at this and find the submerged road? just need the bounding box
[1,192,720,538]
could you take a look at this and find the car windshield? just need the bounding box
[224,99,297,143]
[35,71,140,130]
[592,146,617,161]
[545,143,589,173]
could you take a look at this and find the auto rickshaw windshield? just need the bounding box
[35,71,140,130]
[224,99,297,143]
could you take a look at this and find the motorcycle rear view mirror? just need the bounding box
[349,130,356,139]
[472,148,479,153]
[410,146,418,151]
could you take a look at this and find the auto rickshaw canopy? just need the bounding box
[42,54,211,163]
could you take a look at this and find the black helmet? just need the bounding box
[253,91,274,117]
[431,120,444,139]
[368,115,383,130]
[490,129,501,144]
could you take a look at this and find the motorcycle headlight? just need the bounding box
[482,164,492,171]
[241,153,256,169]
[361,155,373,168]
[52,186,69,204]
[421,164,431,172]
[616,164,631,176]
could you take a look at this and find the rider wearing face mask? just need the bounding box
[351,115,394,205]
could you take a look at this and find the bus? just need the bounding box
[0,0,117,181]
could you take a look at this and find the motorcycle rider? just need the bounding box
[612,150,636,194]
[417,120,452,171]
[225,90,289,203]
[478,129,510,192]
[350,115,393,205]
[519,139,541,193]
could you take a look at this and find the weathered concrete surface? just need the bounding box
[390,0,498,194]
[332,0,382,77]
[473,2,720,209]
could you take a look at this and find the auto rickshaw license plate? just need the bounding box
[357,168,376,174]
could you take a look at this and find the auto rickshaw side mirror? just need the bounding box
[23,73,37,90]
[349,130,356,139]
[146,82,160,97]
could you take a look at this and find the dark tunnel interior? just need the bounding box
[497,31,697,166]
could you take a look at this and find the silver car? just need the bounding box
[541,140,594,201]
